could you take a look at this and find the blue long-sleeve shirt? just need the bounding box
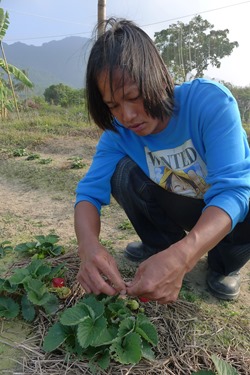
[76,79,250,229]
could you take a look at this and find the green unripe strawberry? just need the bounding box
[126,299,139,310]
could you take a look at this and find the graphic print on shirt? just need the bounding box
[145,139,209,199]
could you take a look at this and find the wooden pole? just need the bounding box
[97,0,106,38]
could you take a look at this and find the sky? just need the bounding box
[1,0,250,87]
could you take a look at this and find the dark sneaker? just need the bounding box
[206,269,241,300]
[124,242,160,262]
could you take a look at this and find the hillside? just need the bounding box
[2,36,91,95]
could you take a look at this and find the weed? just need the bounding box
[12,148,28,157]
[39,158,53,164]
[26,153,40,161]
[118,219,133,231]
[0,241,13,258]
[100,238,114,252]
[68,156,86,169]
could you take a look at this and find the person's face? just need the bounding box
[170,174,198,197]
[97,69,169,136]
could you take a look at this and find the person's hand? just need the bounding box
[77,243,126,296]
[126,244,189,304]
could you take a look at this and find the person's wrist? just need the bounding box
[176,232,204,272]
[77,237,100,260]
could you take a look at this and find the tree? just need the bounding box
[224,82,250,124]
[44,83,85,107]
[154,15,239,83]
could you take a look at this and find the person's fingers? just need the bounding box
[101,261,126,293]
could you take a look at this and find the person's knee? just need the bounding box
[111,156,134,199]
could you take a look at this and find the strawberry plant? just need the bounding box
[43,293,158,373]
[12,148,28,157]
[68,156,86,169]
[0,258,67,321]
[14,234,64,258]
[26,153,40,160]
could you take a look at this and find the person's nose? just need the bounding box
[120,102,137,124]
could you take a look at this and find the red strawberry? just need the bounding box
[139,296,150,303]
[52,278,65,288]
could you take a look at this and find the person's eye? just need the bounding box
[106,103,118,110]
[129,95,140,102]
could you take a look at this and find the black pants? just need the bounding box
[111,157,250,275]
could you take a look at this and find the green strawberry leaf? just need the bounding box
[82,294,105,319]
[96,348,110,369]
[43,322,71,352]
[110,332,142,364]
[0,278,17,293]
[21,295,36,321]
[77,315,107,348]
[8,268,30,285]
[0,296,20,318]
[135,313,158,346]
[117,316,135,338]
[60,304,92,326]
[141,339,156,361]
[43,293,59,315]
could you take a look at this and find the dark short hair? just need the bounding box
[86,18,174,131]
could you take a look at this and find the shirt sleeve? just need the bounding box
[75,130,126,213]
[194,82,250,228]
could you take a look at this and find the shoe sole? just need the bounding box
[124,251,147,263]
[207,282,240,301]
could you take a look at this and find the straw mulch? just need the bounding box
[2,252,250,375]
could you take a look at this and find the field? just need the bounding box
[0,107,249,374]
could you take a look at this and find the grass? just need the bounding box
[0,157,84,197]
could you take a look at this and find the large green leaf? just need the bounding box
[82,294,105,319]
[43,293,59,315]
[25,279,50,305]
[9,268,30,285]
[191,371,214,375]
[0,278,17,293]
[60,304,93,326]
[117,317,135,338]
[211,355,239,375]
[26,259,51,278]
[96,348,110,370]
[0,296,19,318]
[35,234,60,245]
[77,315,107,348]
[21,295,36,322]
[110,332,142,364]
[43,322,70,352]
[141,339,155,361]
[135,313,158,346]
[0,9,9,40]
[0,59,33,87]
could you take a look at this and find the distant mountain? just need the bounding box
[2,36,92,95]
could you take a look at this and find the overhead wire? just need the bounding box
[4,0,250,43]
